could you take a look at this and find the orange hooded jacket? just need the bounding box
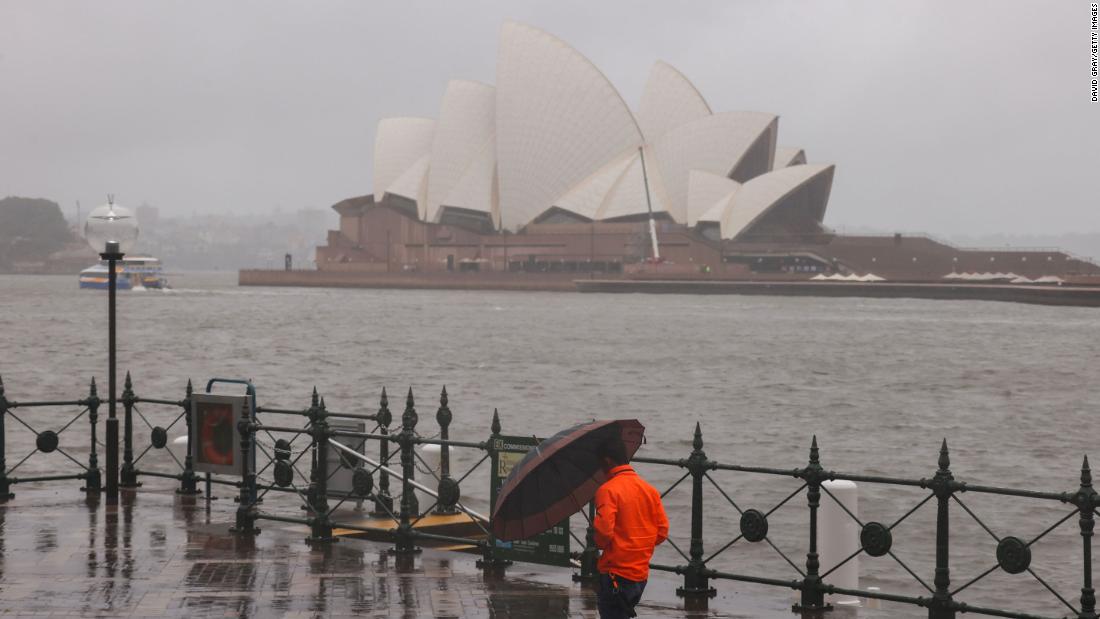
[593,464,669,581]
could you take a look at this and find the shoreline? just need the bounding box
[238,269,1100,306]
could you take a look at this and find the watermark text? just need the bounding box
[1092,3,1098,101]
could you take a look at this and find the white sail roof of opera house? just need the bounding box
[637,60,712,141]
[553,150,639,221]
[551,111,776,226]
[688,170,740,228]
[440,135,500,227]
[773,147,807,169]
[649,111,777,223]
[424,80,497,223]
[709,164,835,241]
[383,154,431,214]
[364,20,836,233]
[593,148,668,221]
[494,21,644,230]
[552,147,672,221]
[373,118,435,214]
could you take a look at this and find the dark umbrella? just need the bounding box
[491,419,645,541]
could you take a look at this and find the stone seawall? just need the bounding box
[239,269,580,291]
[575,279,1100,307]
[239,270,1100,306]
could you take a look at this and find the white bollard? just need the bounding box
[819,480,860,606]
[417,444,442,513]
[168,435,189,466]
[865,587,881,609]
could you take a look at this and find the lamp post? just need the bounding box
[85,198,138,503]
[100,240,123,502]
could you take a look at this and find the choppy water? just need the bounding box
[1,272,1098,617]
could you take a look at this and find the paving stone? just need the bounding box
[0,483,788,617]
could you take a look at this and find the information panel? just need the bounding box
[190,394,252,477]
[327,420,366,497]
[489,434,572,567]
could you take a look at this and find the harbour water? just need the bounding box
[2,272,1097,617]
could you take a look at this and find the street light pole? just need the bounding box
[85,196,138,503]
[100,240,124,503]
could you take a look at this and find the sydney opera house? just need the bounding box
[302,22,1099,292]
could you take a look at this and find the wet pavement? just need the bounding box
[0,480,797,618]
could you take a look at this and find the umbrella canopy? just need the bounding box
[491,419,645,541]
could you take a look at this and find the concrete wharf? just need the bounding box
[0,482,792,618]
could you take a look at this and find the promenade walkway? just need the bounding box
[0,483,794,618]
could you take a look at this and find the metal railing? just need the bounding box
[0,376,101,498]
[0,374,1095,618]
[632,425,1097,619]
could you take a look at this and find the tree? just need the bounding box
[0,196,75,266]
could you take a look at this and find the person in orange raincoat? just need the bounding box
[593,438,669,618]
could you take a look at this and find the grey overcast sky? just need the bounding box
[1,0,1097,235]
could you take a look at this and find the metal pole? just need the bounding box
[0,375,11,500]
[84,378,101,494]
[101,240,123,504]
[478,408,511,571]
[589,221,595,279]
[395,388,419,554]
[178,380,200,495]
[930,440,956,619]
[120,372,138,487]
[372,388,394,517]
[1078,456,1097,619]
[678,422,715,607]
[796,436,829,612]
[573,501,599,583]
[637,146,660,261]
[232,397,258,535]
[434,386,457,515]
[307,396,333,543]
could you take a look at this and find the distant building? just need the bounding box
[315,22,1100,284]
[136,204,160,231]
[355,21,826,237]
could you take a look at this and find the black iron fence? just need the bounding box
[0,374,1095,619]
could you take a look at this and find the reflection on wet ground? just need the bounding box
[0,482,785,617]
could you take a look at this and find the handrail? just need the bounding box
[327,438,489,524]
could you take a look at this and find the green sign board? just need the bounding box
[489,434,572,567]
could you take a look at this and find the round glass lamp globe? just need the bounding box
[84,203,139,254]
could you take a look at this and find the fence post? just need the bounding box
[305,387,320,512]
[0,376,12,501]
[394,388,419,554]
[119,372,139,487]
[372,388,394,517]
[307,396,334,543]
[434,386,458,515]
[678,422,715,606]
[84,377,101,494]
[478,408,511,571]
[573,501,599,583]
[231,395,259,536]
[795,436,829,613]
[177,379,199,495]
[929,439,956,619]
[1078,456,1097,619]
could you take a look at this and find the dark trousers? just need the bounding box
[597,573,646,619]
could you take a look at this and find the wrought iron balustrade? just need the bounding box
[0,373,1094,619]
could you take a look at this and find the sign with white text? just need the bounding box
[490,434,572,567]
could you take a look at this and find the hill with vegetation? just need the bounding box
[0,196,80,270]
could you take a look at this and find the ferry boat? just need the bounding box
[79,256,168,290]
